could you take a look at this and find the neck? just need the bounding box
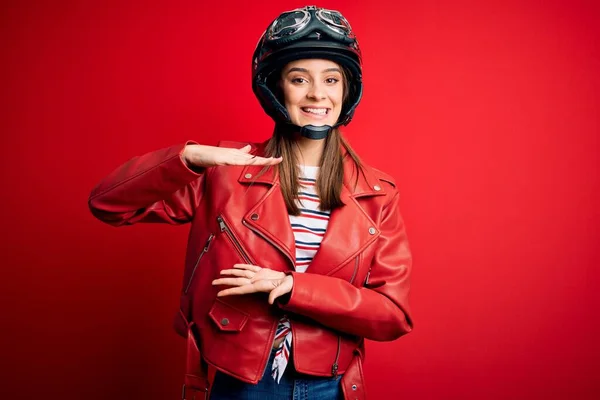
[293,134,325,166]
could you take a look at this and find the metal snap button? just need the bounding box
[368,227,376,235]
[352,384,357,390]
[244,173,252,179]
[250,213,259,221]
[221,318,229,326]
[373,185,381,191]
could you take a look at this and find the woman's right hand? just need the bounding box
[182,144,282,168]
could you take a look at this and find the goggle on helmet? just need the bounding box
[252,6,363,138]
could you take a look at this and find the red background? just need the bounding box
[1,0,599,399]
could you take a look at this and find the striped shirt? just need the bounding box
[289,165,331,272]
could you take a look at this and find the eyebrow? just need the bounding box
[286,67,342,74]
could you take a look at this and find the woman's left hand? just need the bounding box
[212,263,293,304]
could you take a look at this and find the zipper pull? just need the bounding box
[204,234,215,251]
[217,216,226,232]
[364,268,372,285]
[331,336,341,377]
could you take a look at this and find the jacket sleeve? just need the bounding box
[279,190,413,341]
[88,141,208,226]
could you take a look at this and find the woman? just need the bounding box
[89,6,413,400]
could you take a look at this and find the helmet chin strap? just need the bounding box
[299,124,331,139]
[277,122,336,140]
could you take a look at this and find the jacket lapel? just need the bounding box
[237,156,296,270]
[304,154,387,276]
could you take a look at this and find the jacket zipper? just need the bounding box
[184,233,214,294]
[330,256,359,377]
[331,336,341,377]
[364,267,372,285]
[218,216,253,265]
[349,255,359,284]
[241,219,295,268]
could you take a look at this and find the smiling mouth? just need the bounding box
[301,107,330,116]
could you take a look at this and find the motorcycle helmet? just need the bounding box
[252,5,363,139]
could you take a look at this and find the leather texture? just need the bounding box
[88,139,413,400]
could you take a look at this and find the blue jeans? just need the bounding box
[209,349,343,400]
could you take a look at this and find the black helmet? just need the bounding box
[252,6,363,139]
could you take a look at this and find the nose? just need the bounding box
[307,81,326,100]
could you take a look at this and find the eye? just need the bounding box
[291,77,308,84]
[326,77,340,84]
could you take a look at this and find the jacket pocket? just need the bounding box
[208,298,249,332]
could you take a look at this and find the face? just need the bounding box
[280,59,344,127]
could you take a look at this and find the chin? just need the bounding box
[293,118,337,127]
[303,121,329,127]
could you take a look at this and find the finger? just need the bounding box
[268,284,290,304]
[246,156,269,165]
[218,285,258,297]
[225,156,278,166]
[268,285,285,304]
[212,277,251,286]
[233,264,262,272]
[269,156,283,164]
[220,269,254,279]
[246,156,283,166]
[250,270,284,283]
[230,153,256,163]
[268,277,293,304]
[217,280,274,296]
[236,152,256,159]
[222,150,256,165]
[239,144,252,153]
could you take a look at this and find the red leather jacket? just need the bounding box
[89,140,413,400]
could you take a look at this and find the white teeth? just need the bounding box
[303,108,328,115]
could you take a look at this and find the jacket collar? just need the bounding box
[238,140,386,198]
